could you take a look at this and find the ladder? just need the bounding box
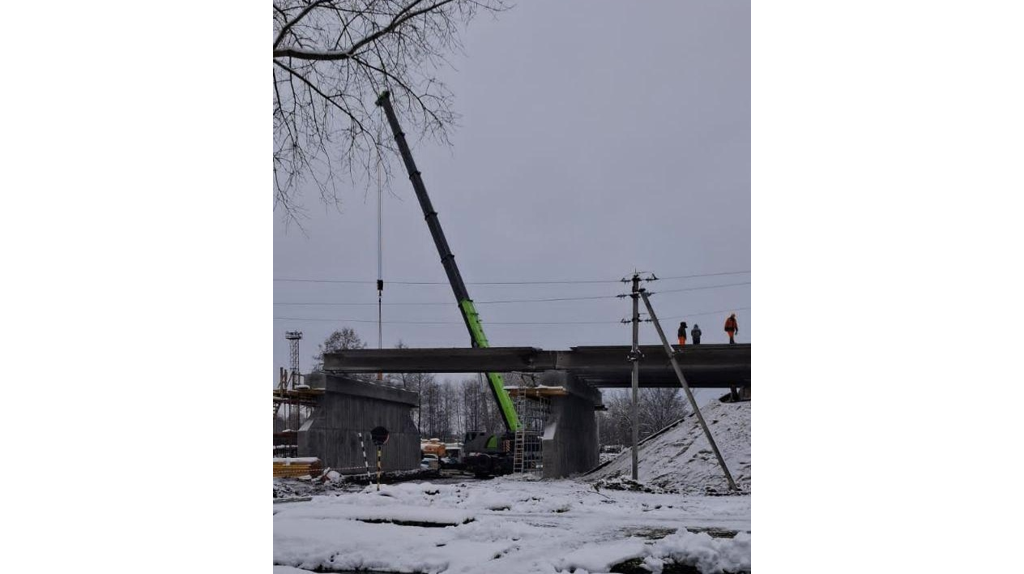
[512,429,526,474]
[512,393,527,473]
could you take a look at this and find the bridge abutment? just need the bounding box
[299,373,421,474]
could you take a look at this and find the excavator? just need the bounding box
[376,91,530,477]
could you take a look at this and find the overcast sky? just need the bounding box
[274,1,750,382]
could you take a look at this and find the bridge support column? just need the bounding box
[537,371,603,478]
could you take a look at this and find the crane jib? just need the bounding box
[376,90,521,432]
[460,299,520,430]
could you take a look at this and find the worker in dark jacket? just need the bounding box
[691,324,702,345]
[724,314,739,344]
[677,322,688,347]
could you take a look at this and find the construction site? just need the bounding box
[274,330,752,572]
[273,90,750,483]
[272,2,750,571]
[273,84,751,573]
[274,339,750,480]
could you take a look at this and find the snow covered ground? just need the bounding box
[274,476,750,573]
[589,401,751,495]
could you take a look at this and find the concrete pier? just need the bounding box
[536,371,603,479]
[299,373,420,474]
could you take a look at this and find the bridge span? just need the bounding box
[324,344,750,389]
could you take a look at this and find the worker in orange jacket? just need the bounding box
[724,314,739,344]
[677,321,688,347]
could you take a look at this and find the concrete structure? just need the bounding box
[299,373,420,474]
[323,344,751,388]
[535,371,603,478]
[322,345,751,479]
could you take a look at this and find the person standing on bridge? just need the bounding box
[677,321,688,347]
[691,324,702,345]
[724,313,739,344]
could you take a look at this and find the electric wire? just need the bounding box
[273,306,750,326]
[645,281,751,296]
[273,269,749,286]
[274,281,751,307]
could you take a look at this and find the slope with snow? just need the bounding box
[589,401,751,494]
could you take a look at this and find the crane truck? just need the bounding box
[376,91,532,477]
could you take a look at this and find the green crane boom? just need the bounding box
[376,90,520,432]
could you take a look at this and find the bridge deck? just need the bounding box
[323,344,750,389]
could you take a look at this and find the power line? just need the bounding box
[274,281,752,307]
[273,278,616,286]
[274,293,617,306]
[629,307,752,322]
[649,282,751,296]
[273,269,750,286]
[655,271,751,280]
[275,302,452,307]
[661,306,751,321]
[273,307,750,326]
[274,317,615,325]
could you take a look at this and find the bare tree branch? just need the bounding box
[273,0,456,61]
[274,0,334,49]
[272,0,507,221]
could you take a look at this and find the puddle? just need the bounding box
[273,497,312,504]
[610,558,749,574]
[276,561,427,573]
[684,526,741,539]
[620,526,677,540]
[276,561,425,574]
[353,517,474,528]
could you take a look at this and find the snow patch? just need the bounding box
[590,401,751,494]
[275,477,750,574]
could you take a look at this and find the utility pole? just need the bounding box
[639,288,738,491]
[628,273,641,481]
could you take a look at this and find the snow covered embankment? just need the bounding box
[590,401,751,494]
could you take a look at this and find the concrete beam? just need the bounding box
[324,347,554,373]
[305,372,419,406]
[537,370,604,406]
[323,344,750,389]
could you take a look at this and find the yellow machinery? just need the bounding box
[421,438,447,458]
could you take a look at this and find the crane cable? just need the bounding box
[376,157,384,379]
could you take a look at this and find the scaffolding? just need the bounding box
[285,331,303,433]
[276,331,316,459]
[273,383,323,458]
[510,384,553,475]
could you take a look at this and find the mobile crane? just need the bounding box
[376,91,527,476]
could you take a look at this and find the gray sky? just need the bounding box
[274,1,750,380]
